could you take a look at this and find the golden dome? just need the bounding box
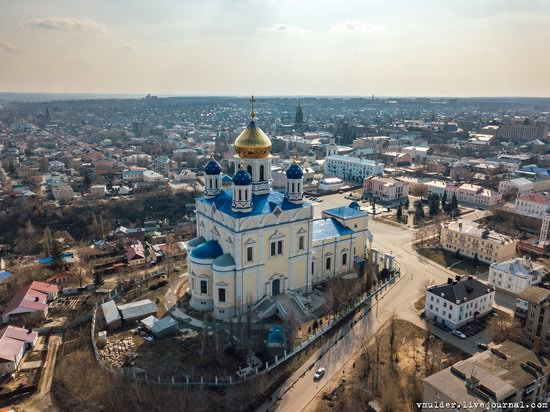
[234,95,272,159]
[234,120,272,158]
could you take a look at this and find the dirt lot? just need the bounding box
[417,247,488,277]
[313,319,467,412]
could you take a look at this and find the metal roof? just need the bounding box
[312,218,353,242]
[118,299,157,320]
[101,300,121,325]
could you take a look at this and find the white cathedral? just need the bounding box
[187,99,373,319]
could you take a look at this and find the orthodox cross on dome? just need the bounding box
[250,95,257,120]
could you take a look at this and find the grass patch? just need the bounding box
[416,247,488,277]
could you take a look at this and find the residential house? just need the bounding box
[2,281,58,324]
[499,177,534,196]
[0,325,38,375]
[446,183,502,208]
[489,258,544,294]
[425,275,495,330]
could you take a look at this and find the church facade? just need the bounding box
[187,98,372,319]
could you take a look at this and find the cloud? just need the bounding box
[0,40,26,54]
[329,20,383,33]
[114,44,135,52]
[259,23,306,33]
[22,17,107,34]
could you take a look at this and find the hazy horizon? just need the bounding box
[2,0,550,97]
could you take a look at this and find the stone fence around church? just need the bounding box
[90,269,401,388]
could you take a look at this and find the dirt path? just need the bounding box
[16,332,63,412]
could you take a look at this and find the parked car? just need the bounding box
[452,330,466,339]
[477,343,489,350]
[313,367,326,381]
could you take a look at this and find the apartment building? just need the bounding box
[324,155,383,183]
[516,286,550,356]
[425,275,495,330]
[363,175,409,203]
[51,184,74,202]
[489,258,544,294]
[123,167,146,183]
[496,122,548,142]
[440,220,518,264]
[446,183,502,208]
[515,193,550,218]
[423,340,550,411]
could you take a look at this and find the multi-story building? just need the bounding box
[496,122,548,142]
[425,275,495,329]
[440,220,518,264]
[446,183,502,208]
[363,176,409,203]
[515,193,550,218]
[423,340,550,411]
[324,155,383,183]
[90,185,107,198]
[123,167,146,184]
[516,286,550,356]
[424,180,449,197]
[499,177,534,196]
[488,258,544,294]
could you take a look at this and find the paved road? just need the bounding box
[260,197,504,412]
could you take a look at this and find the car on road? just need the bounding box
[452,330,466,339]
[313,367,326,381]
[477,343,489,350]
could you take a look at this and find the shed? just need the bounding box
[140,315,159,331]
[101,300,122,330]
[152,317,177,338]
[118,299,157,322]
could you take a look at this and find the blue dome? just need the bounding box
[286,162,303,179]
[190,240,223,260]
[233,168,252,185]
[204,158,222,175]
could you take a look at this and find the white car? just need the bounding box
[313,367,326,381]
[452,330,466,339]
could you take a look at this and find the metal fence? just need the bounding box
[90,269,401,387]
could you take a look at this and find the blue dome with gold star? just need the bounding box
[204,157,222,175]
[286,162,303,179]
[233,167,252,185]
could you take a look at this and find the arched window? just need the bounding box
[245,190,248,200]
[247,165,252,176]
[259,165,265,181]
[292,182,295,192]
[215,179,218,188]
[238,190,242,201]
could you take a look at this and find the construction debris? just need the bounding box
[99,337,137,368]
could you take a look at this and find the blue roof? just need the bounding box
[222,174,233,182]
[267,325,285,344]
[198,189,309,217]
[312,218,353,242]
[204,158,222,175]
[286,163,303,179]
[323,206,367,219]
[190,240,224,260]
[0,271,13,283]
[233,168,252,185]
[348,201,361,210]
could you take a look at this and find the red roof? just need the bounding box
[0,325,37,362]
[518,193,550,205]
[2,281,57,316]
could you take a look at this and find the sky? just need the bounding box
[1,0,550,97]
